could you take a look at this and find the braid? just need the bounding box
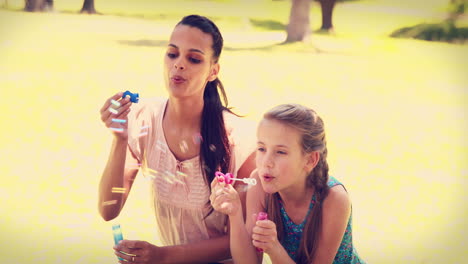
[298,151,329,263]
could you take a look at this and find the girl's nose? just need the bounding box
[263,154,274,168]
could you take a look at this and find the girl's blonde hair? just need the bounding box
[263,103,329,263]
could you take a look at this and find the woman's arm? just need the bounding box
[115,234,231,264]
[115,158,259,264]
[98,139,139,221]
[312,185,351,264]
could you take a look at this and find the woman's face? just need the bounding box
[164,24,219,100]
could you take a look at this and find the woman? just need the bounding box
[98,15,256,263]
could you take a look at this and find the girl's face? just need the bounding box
[164,25,219,100]
[256,118,313,194]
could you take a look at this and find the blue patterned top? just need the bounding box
[279,176,365,264]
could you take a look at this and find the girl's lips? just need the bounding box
[263,174,275,182]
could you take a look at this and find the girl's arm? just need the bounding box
[247,172,293,264]
[229,170,265,264]
[234,151,256,219]
[312,185,351,264]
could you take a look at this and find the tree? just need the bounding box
[285,0,337,42]
[285,0,311,42]
[80,0,97,14]
[317,0,336,31]
[24,0,53,12]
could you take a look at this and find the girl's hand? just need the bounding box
[100,92,132,140]
[209,175,242,216]
[251,216,282,254]
[114,240,161,264]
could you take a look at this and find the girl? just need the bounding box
[98,15,256,263]
[210,104,365,264]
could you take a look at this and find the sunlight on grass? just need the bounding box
[0,1,467,263]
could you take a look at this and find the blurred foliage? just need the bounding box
[390,21,467,43]
[391,0,467,43]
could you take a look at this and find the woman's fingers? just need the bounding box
[100,92,123,116]
[100,93,133,135]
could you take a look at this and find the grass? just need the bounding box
[0,1,467,263]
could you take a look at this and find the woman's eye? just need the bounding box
[257,147,265,152]
[167,53,177,59]
[189,57,201,64]
[277,151,287,155]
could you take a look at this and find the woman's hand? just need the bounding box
[251,216,282,255]
[209,175,242,216]
[100,92,132,140]
[114,240,162,264]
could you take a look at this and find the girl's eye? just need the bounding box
[167,53,177,59]
[277,151,287,155]
[189,57,201,64]
[257,147,265,153]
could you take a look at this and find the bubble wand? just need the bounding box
[215,171,257,186]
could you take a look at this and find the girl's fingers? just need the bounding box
[210,176,219,189]
[252,239,266,250]
[252,223,273,236]
[251,232,272,241]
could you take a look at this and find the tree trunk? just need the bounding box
[318,0,336,30]
[80,0,96,14]
[24,0,44,11]
[24,0,53,12]
[285,0,311,43]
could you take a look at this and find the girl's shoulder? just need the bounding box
[324,176,350,210]
[327,176,341,188]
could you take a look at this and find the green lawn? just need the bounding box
[0,1,467,263]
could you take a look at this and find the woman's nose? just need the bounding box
[174,59,185,70]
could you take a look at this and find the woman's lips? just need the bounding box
[171,75,186,84]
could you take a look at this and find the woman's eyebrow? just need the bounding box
[168,44,205,55]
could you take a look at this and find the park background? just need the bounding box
[0,0,466,263]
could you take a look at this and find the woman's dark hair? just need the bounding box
[177,15,235,198]
[263,104,330,263]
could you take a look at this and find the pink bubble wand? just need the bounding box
[215,171,256,186]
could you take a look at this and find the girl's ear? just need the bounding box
[208,63,220,82]
[305,151,320,172]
